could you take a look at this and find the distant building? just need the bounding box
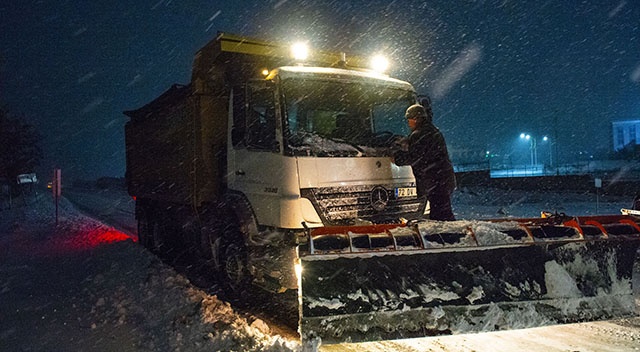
[612,120,640,151]
[448,147,490,171]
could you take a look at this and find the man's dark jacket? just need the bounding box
[394,121,456,197]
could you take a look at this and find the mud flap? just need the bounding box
[298,220,640,345]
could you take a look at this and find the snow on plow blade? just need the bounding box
[298,215,640,345]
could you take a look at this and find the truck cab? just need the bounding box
[228,66,424,232]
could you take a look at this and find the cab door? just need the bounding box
[227,82,284,226]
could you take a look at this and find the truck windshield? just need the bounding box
[282,78,414,157]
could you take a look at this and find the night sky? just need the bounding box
[1,1,638,180]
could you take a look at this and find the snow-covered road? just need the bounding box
[1,193,296,351]
[1,186,638,351]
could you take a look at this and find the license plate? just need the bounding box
[395,187,417,198]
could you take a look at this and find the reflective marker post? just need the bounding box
[52,169,61,225]
[594,177,602,214]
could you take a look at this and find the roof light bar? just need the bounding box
[370,54,389,73]
[291,42,309,61]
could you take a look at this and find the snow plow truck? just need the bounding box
[124,32,640,346]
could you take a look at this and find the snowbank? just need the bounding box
[0,193,300,351]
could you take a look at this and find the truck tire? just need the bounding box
[137,202,168,256]
[220,219,251,296]
[149,217,168,256]
[198,215,218,259]
[199,225,223,276]
[222,242,250,292]
[137,206,152,249]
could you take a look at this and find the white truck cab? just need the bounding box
[227,66,423,231]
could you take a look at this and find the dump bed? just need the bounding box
[124,84,227,205]
[124,32,307,206]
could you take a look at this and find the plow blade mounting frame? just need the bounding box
[298,216,640,345]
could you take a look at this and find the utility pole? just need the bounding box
[554,113,559,175]
[531,137,538,166]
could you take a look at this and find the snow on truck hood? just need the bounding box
[273,66,415,91]
[296,156,414,188]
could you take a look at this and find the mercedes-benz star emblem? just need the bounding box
[370,186,389,212]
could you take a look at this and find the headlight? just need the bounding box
[294,261,303,281]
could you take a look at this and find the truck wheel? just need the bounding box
[149,219,166,255]
[222,241,250,295]
[199,217,219,262]
[137,208,152,249]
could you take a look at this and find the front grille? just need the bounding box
[301,185,425,225]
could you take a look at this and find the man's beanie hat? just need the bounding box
[405,104,428,119]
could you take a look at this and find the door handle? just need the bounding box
[235,169,245,176]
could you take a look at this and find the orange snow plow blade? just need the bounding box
[298,215,640,345]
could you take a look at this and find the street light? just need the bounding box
[519,133,550,168]
[519,133,536,166]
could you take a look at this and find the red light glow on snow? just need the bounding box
[2,223,136,257]
[53,227,135,253]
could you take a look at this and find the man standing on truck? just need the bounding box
[393,100,456,221]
